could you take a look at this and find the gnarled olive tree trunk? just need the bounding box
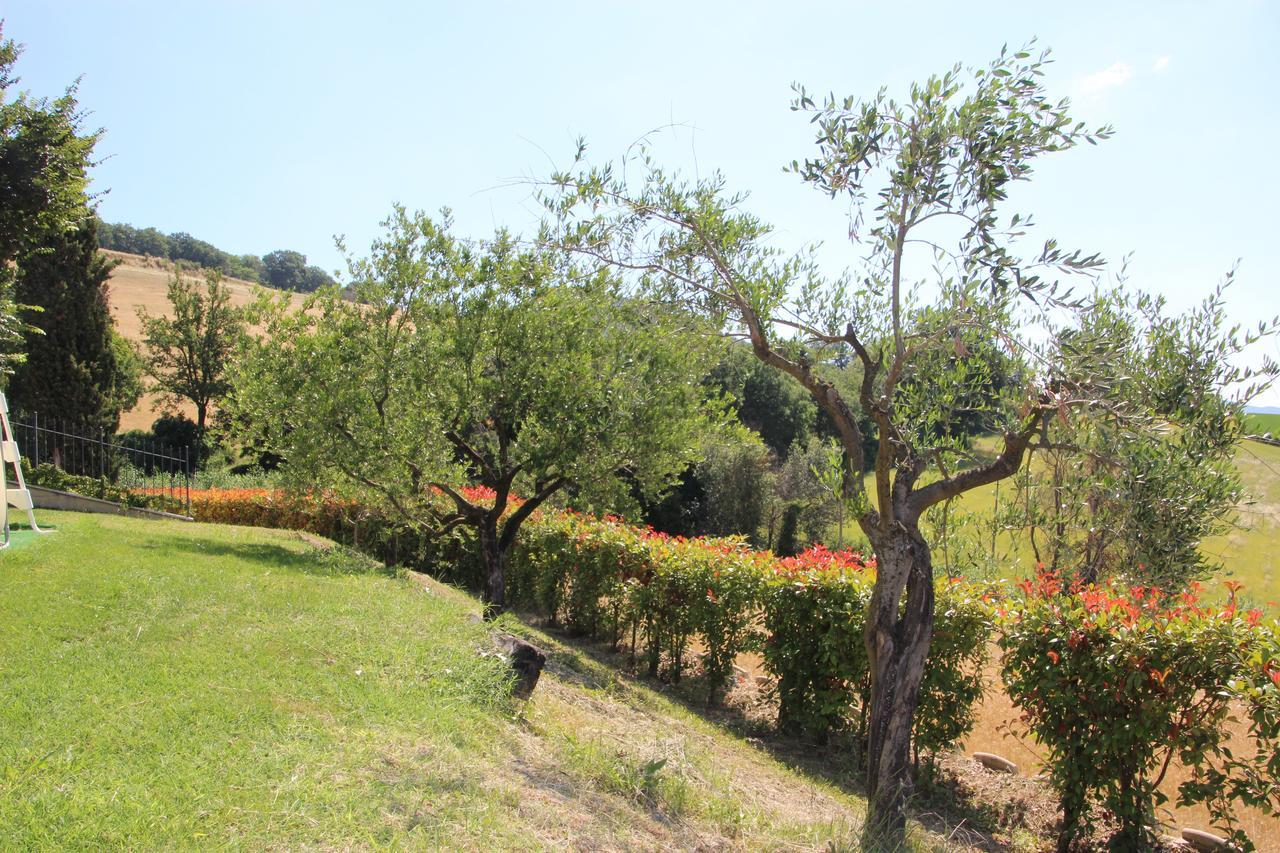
[861,518,935,848]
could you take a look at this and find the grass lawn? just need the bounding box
[1,511,957,850]
[1245,412,1280,436]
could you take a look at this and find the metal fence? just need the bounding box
[9,412,191,514]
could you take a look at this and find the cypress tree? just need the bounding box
[9,216,128,433]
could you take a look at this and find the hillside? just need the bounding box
[0,511,980,850]
[103,251,309,431]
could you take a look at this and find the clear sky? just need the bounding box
[6,1,1279,404]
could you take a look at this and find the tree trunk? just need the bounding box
[479,517,507,620]
[195,403,208,466]
[861,522,935,851]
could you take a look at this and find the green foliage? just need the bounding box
[999,572,1280,850]
[0,24,101,379]
[106,330,145,417]
[707,344,816,458]
[761,552,991,756]
[232,207,719,613]
[8,217,130,432]
[260,248,332,292]
[1008,282,1277,589]
[137,266,246,451]
[695,427,775,546]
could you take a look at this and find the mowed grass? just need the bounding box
[1,511,946,850]
[1246,412,1280,436]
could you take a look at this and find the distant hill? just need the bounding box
[97,220,336,293]
[105,251,309,431]
[1246,405,1280,415]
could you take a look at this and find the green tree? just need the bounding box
[137,267,245,455]
[232,208,719,616]
[1011,279,1272,592]
[261,249,305,290]
[0,23,102,379]
[696,426,775,546]
[8,218,131,435]
[545,46,1158,847]
[707,343,816,458]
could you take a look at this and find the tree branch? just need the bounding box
[908,412,1044,514]
[499,476,566,550]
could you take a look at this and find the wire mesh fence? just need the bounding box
[9,411,191,514]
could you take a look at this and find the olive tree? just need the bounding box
[232,207,718,617]
[1009,278,1276,591]
[544,47,1141,847]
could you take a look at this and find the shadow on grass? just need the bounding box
[136,533,399,579]
[508,613,1018,852]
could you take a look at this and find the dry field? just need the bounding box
[103,251,308,432]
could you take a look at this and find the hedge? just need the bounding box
[1000,571,1280,850]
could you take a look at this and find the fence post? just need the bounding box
[100,427,106,480]
[184,445,190,515]
[32,411,38,466]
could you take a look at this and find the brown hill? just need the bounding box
[104,250,309,432]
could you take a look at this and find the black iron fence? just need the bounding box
[9,412,191,513]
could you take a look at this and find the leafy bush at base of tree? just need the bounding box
[762,550,991,756]
[999,571,1280,851]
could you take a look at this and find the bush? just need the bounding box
[761,548,992,758]
[999,571,1280,850]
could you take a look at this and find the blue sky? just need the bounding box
[6,1,1280,403]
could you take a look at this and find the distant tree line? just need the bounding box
[96,220,336,292]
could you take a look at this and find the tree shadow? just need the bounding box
[135,533,398,578]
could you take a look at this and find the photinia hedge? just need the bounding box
[999,571,1280,851]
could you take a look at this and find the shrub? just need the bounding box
[23,462,168,509]
[999,572,1280,851]
[761,547,992,759]
[762,546,874,740]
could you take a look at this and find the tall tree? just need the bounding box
[137,267,245,455]
[232,208,719,616]
[8,217,131,433]
[0,23,101,380]
[542,46,1252,847]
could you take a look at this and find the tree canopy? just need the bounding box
[7,217,138,432]
[232,207,721,615]
[0,23,102,380]
[137,267,246,454]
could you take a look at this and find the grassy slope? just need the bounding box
[1,511,957,851]
[1246,412,1280,436]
